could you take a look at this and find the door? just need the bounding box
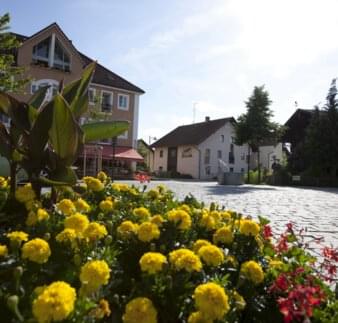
[167,147,178,173]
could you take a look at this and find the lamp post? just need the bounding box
[111,137,117,182]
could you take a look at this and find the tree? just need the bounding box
[235,86,279,183]
[0,13,28,92]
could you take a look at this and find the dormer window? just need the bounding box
[32,34,71,72]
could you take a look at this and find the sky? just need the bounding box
[3,0,338,143]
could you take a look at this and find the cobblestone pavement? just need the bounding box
[122,180,338,248]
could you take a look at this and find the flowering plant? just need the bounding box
[0,173,337,322]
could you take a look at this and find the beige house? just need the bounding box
[5,23,144,177]
[152,117,248,180]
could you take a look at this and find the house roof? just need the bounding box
[10,23,145,94]
[152,117,235,148]
[137,139,153,151]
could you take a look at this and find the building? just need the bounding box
[4,23,144,176]
[137,139,155,172]
[151,117,248,180]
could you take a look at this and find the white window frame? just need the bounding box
[88,87,96,105]
[31,79,59,102]
[101,90,113,113]
[118,130,128,139]
[118,93,129,111]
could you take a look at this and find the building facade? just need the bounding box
[6,23,144,177]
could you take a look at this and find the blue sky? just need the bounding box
[3,0,338,143]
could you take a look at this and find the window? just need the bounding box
[241,168,245,173]
[118,94,129,110]
[217,150,222,159]
[204,148,210,164]
[228,144,235,164]
[101,91,113,112]
[220,135,224,143]
[159,150,163,158]
[88,88,96,105]
[205,166,211,175]
[32,35,70,71]
[230,167,234,172]
[182,148,192,158]
[31,79,59,102]
[118,130,128,139]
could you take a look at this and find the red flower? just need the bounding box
[276,234,288,253]
[263,224,273,239]
[133,172,151,183]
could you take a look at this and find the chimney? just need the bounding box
[205,116,210,122]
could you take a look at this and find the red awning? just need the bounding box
[82,144,144,162]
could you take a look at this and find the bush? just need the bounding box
[0,174,337,323]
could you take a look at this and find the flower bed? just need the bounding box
[0,173,337,322]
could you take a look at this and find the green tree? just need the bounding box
[235,86,279,183]
[0,13,28,92]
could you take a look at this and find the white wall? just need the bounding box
[153,147,168,172]
[176,146,199,178]
[253,143,283,171]
[198,123,248,180]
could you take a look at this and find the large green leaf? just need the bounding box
[49,94,80,165]
[28,86,49,109]
[81,121,129,143]
[49,166,77,185]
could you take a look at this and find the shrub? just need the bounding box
[0,174,337,322]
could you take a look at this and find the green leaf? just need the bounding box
[81,121,129,143]
[49,95,80,165]
[62,79,82,106]
[49,166,77,185]
[28,86,49,109]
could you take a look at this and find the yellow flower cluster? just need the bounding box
[99,198,114,212]
[193,282,230,320]
[26,208,49,226]
[147,189,160,199]
[111,182,130,192]
[57,199,76,216]
[169,249,202,272]
[15,183,36,203]
[64,213,89,236]
[122,297,157,323]
[80,260,111,294]
[168,209,191,230]
[6,231,29,244]
[198,245,224,267]
[117,221,138,239]
[84,222,108,241]
[0,176,8,189]
[239,219,260,236]
[74,198,91,213]
[139,252,167,274]
[188,311,213,323]
[56,228,77,243]
[213,226,234,245]
[83,176,104,191]
[150,215,165,227]
[0,244,8,257]
[22,238,51,264]
[198,209,220,231]
[133,207,151,221]
[137,222,160,242]
[240,260,264,285]
[97,171,108,182]
[192,239,211,253]
[32,281,76,323]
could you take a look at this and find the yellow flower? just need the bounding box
[117,221,138,239]
[210,210,222,222]
[84,222,108,241]
[25,199,42,211]
[0,176,7,189]
[240,261,264,285]
[150,215,165,227]
[25,209,49,226]
[239,219,260,236]
[80,260,111,294]
[233,291,246,310]
[74,198,91,213]
[57,199,76,216]
[64,213,89,236]
[168,209,191,230]
[269,259,284,270]
[133,207,151,221]
[137,222,160,242]
[213,226,234,245]
[22,238,51,264]
[15,183,36,203]
[99,199,114,212]
[169,249,202,272]
[178,204,191,214]
[147,189,160,199]
[122,297,157,323]
[139,252,167,274]
[32,281,76,323]
[192,239,212,253]
[56,228,77,243]
[194,282,230,320]
[188,311,213,323]
[90,299,111,319]
[97,171,108,182]
[6,231,29,244]
[0,244,8,257]
[220,211,232,221]
[199,211,217,231]
[198,245,224,267]
[83,176,104,191]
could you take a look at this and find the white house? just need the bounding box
[152,117,248,180]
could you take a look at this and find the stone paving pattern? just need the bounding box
[123,180,338,248]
